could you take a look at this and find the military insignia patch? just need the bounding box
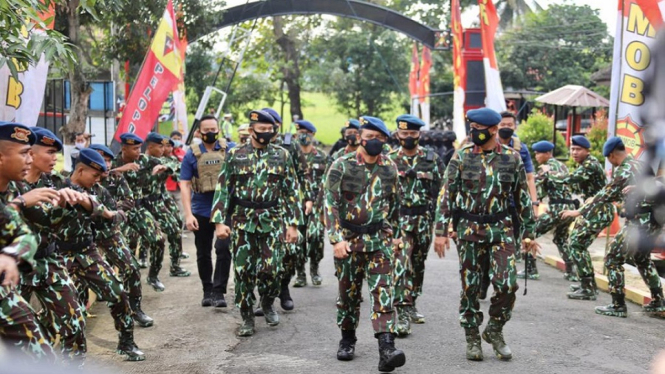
[11,127,31,143]
[250,113,259,121]
[41,136,56,146]
[126,139,136,145]
[398,121,408,130]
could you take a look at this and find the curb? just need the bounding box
[541,255,652,306]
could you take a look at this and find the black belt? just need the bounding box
[34,241,56,260]
[400,205,429,216]
[459,210,510,224]
[56,237,93,254]
[550,198,580,209]
[340,220,384,235]
[232,197,278,209]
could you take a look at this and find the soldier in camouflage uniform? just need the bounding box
[292,120,328,287]
[60,148,145,360]
[89,144,154,328]
[163,138,189,260]
[552,136,615,300]
[434,108,539,362]
[212,110,302,337]
[330,119,361,161]
[325,116,406,372]
[388,115,442,337]
[112,133,169,292]
[563,137,664,317]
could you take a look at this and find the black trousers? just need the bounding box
[194,214,232,295]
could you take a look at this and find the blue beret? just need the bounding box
[146,132,164,144]
[33,128,62,151]
[345,119,361,130]
[603,136,624,157]
[359,115,390,138]
[295,120,316,133]
[396,114,425,131]
[0,122,36,145]
[571,135,591,149]
[466,108,502,127]
[532,141,555,153]
[120,133,143,145]
[261,108,282,124]
[88,144,114,159]
[78,148,107,172]
[249,110,276,126]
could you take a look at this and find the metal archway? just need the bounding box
[192,0,450,50]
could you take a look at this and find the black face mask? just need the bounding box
[470,128,493,146]
[498,128,514,140]
[345,134,359,146]
[253,131,274,145]
[401,136,419,150]
[298,133,313,146]
[201,131,219,144]
[362,138,385,156]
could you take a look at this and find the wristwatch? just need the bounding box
[532,202,540,207]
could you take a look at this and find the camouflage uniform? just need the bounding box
[388,147,442,323]
[325,152,399,335]
[210,141,303,311]
[435,143,535,329]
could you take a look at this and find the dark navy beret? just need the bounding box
[532,141,555,153]
[466,108,502,127]
[120,133,143,145]
[88,144,114,159]
[396,114,425,131]
[295,120,316,133]
[167,137,175,147]
[146,132,165,144]
[261,108,282,124]
[0,122,36,145]
[359,116,390,138]
[603,136,624,157]
[78,148,107,172]
[345,119,361,130]
[571,135,591,149]
[249,110,276,126]
[33,128,62,151]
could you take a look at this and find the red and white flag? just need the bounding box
[478,0,506,112]
[409,44,420,116]
[452,0,467,140]
[419,47,432,128]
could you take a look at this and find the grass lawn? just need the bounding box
[158,92,406,146]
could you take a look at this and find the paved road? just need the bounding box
[86,237,665,374]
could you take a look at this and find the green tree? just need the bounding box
[516,110,568,162]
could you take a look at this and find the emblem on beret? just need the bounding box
[398,121,408,130]
[250,113,259,121]
[345,121,350,127]
[162,138,169,145]
[360,117,368,125]
[41,136,56,146]
[91,162,103,170]
[126,139,136,145]
[11,127,31,143]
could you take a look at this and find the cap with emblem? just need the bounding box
[249,110,276,126]
[33,128,63,151]
[78,148,107,172]
[395,114,425,131]
[571,135,591,149]
[359,116,390,138]
[0,122,36,145]
[261,108,282,124]
[466,108,502,127]
[603,136,624,157]
[146,132,165,144]
[120,133,144,145]
[531,141,555,153]
[295,120,316,133]
[345,119,361,130]
[89,144,114,159]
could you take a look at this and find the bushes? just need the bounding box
[516,110,568,165]
[586,109,608,165]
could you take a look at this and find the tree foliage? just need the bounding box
[516,110,568,162]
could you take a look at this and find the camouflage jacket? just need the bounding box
[274,135,313,201]
[55,179,105,250]
[157,156,180,197]
[435,143,535,242]
[330,146,358,164]
[210,142,303,233]
[100,173,134,212]
[324,152,400,252]
[0,202,38,272]
[535,157,573,201]
[549,155,606,200]
[112,153,157,201]
[92,175,131,241]
[388,147,443,231]
[302,146,329,199]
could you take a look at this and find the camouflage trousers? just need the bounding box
[605,224,662,295]
[63,250,134,333]
[126,207,166,275]
[535,204,575,263]
[394,223,433,307]
[19,254,86,361]
[457,239,518,328]
[0,287,56,361]
[568,202,615,278]
[335,245,395,335]
[147,199,182,268]
[166,193,185,259]
[98,233,142,301]
[282,222,305,281]
[305,212,325,266]
[232,229,284,310]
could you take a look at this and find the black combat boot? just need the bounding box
[212,293,227,308]
[563,261,579,282]
[595,293,628,318]
[146,268,165,292]
[407,302,425,324]
[482,320,512,360]
[395,306,411,337]
[201,290,213,307]
[377,333,406,372]
[310,262,322,286]
[261,297,280,326]
[294,265,307,287]
[465,327,483,361]
[238,309,255,337]
[130,297,154,327]
[169,264,191,277]
[567,277,597,300]
[517,254,540,280]
[116,331,146,361]
[279,278,294,311]
[644,288,665,313]
[337,329,357,361]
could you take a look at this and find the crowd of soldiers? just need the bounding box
[0,104,663,372]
